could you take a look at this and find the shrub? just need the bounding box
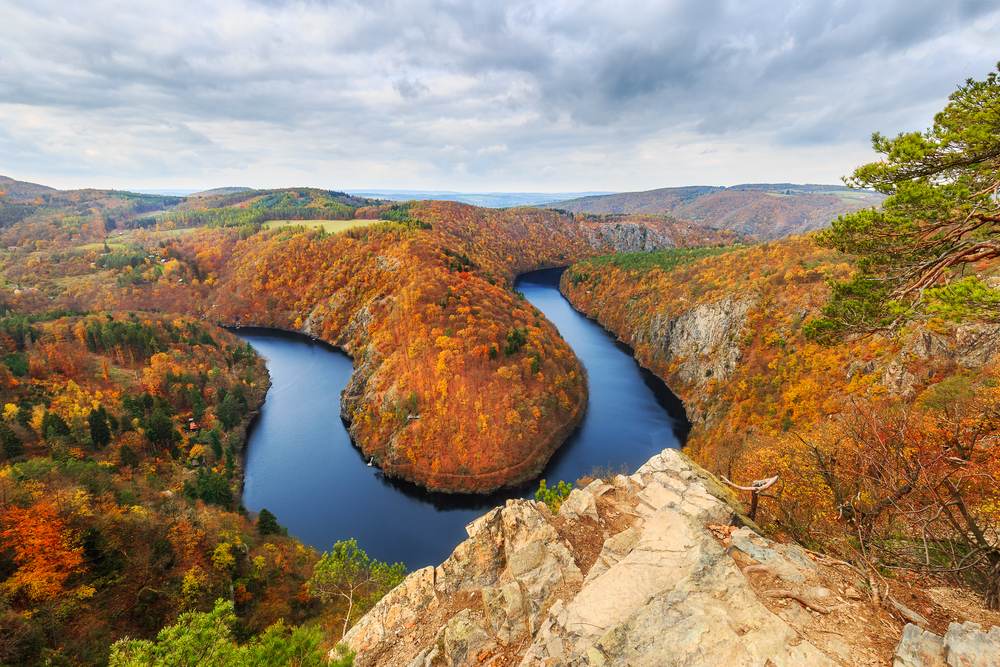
[535,479,573,512]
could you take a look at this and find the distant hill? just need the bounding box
[347,189,614,208]
[0,176,385,237]
[188,187,255,197]
[548,184,885,239]
[0,175,58,201]
[0,174,184,232]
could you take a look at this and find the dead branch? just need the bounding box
[764,589,833,614]
[721,475,779,492]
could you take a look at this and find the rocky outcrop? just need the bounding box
[581,221,677,253]
[577,214,736,254]
[343,449,863,666]
[641,295,754,390]
[882,322,1000,398]
[893,622,1000,667]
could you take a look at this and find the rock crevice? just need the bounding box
[343,449,843,666]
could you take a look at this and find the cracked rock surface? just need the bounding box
[893,621,1000,667]
[342,449,845,666]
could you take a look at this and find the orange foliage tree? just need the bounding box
[0,500,85,602]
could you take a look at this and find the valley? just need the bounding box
[0,64,998,663]
[0,172,877,662]
[237,269,686,570]
[2,3,998,664]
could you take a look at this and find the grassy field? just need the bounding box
[262,219,381,233]
[76,241,129,252]
[144,227,201,238]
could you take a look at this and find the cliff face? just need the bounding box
[558,238,1000,473]
[580,221,675,253]
[562,264,757,431]
[343,449,891,665]
[577,215,737,254]
[637,294,754,421]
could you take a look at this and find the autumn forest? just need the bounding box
[0,56,998,666]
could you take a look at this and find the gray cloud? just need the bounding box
[0,0,997,191]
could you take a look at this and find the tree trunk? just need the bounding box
[342,594,354,639]
[985,554,1000,611]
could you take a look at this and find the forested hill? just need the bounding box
[0,175,383,241]
[0,175,58,201]
[548,183,884,239]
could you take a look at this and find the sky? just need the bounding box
[1,0,998,193]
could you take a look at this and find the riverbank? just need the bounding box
[235,269,688,568]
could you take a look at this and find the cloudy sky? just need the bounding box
[1,1,997,192]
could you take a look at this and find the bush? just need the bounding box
[535,479,573,512]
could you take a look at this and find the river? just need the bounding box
[238,267,688,569]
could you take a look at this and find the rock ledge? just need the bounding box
[343,449,858,666]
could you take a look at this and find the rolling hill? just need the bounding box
[0,174,59,201]
[347,189,614,208]
[548,183,884,239]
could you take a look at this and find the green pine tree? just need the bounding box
[807,63,1000,341]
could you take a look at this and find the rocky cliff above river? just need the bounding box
[340,448,1000,666]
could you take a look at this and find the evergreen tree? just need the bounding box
[257,508,282,536]
[118,443,139,469]
[145,409,177,448]
[0,422,23,459]
[808,64,1000,341]
[42,411,70,439]
[108,599,334,667]
[307,539,406,638]
[217,391,243,430]
[88,406,112,449]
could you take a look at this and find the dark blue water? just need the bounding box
[239,268,687,569]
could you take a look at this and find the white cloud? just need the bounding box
[0,0,997,191]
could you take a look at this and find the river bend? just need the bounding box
[239,267,687,568]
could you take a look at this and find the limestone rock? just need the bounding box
[520,504,833,666]
[559,487,599,523]
[582,221,678,253]
[411,609,494,667]
[344,498,581,666]
[642,295,755,392]
[729,527,816,584]
[893,621,1000,667]
[344,449,851,666]
[894,624,946,667]
[943,622,1000,667]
